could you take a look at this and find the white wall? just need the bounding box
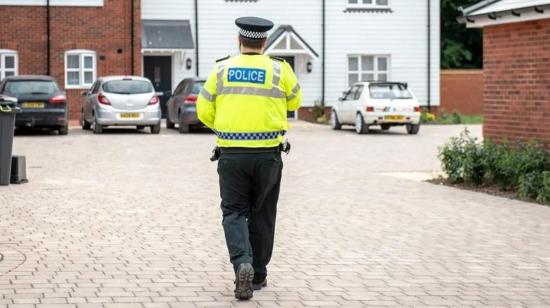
[140,0,440,107]
[0,0,102,6]
[325,0,440,106]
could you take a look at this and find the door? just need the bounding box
[278,56,296,119]
[144,56,172,118]
[341,85,360,123]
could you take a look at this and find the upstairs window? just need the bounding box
[348,55,390,86]
[347,0,390,8]
[65,50,96,88]
[0,50,18,80]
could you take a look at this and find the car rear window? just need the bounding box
[190,82,205,95]
[102,80,153,94]
[5,80,59,95]
[369,84,413,99]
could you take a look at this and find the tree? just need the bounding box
[441,0,483,69]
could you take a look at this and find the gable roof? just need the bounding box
[459,0,550,27]
[265,25,319,59]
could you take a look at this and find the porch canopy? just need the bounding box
[142,20,194,52]
[264,25,318,59]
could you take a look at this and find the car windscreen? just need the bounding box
[5,80,59,95]
[369,84,413,99]
[102,80,154,94]
[190,82,205,95]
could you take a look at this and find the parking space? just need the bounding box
[1,123,550,307]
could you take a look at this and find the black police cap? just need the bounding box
[235,17,274,40]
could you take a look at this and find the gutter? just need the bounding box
[194,0,199,77]
[46,0,51,76]
[427,0,431,111]
[322,0,326,108]
[130,0,135,75]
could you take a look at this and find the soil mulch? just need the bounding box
[426,177,546,205]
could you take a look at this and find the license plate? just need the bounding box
[22,102,45,109]
[119,112,140,119]
[385,115,405,121]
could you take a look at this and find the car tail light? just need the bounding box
[184,95,197,105]
[366,106,375,112]
[414,106,421,113]
[49,94,66,104]
[148,95,160,105]
[98,94,111,105]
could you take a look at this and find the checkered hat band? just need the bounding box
[216,131,286,140]
[239,29,268,39]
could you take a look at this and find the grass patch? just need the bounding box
[422,109,483,125]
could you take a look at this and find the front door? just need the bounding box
[279,56,296,119]
[144,56,172,118]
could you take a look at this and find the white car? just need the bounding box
[331,82,421,135]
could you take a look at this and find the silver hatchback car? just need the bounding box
[81,76,162,134]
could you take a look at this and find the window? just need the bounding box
[347,55,389,86]
[347,0,389,8]
[65,50,96,88]
[0,50,18,80]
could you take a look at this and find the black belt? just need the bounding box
[219,146,280,154]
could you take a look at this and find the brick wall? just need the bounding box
[483,19,550,144]
[0,0,142,121]
[440,70,483,115]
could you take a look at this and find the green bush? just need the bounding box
[536,172,550,204]
[439,130,550,205]
[519,172,544,200]
[439,129,470,183]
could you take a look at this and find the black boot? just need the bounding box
[234,263,254,300]
[253,278,267,291]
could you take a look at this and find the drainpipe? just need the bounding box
[130,0,135,75]
[322,0,326,108]
[194,0,199,77]
[427,0,432,111]
[46,0,51,76]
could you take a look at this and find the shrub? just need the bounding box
[519,172,544,200]
[421,111,436,123]
[439,129,471,183]
[494,141,548,191]
[536,171,550,205]
[462,139,485,186]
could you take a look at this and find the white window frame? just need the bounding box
[0,50,18,80]
[347,0,390,9]
[347,55,390,86]
[65,50,96,89]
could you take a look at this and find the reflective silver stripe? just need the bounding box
[287,83,301,100]
[272,60,281,89]
[219,86,286,98]
[216,64,226,95]
[200,88,216,102]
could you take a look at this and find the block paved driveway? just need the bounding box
[1,123,550,308]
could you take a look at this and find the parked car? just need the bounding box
[81,76,161,134]
[166,78,206,133]
[0,75,69,135]
[331,82,421,135]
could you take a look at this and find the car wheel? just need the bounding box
[381,124,391,131]
[406,123,420,135]
[330,110,342,130]
[166,117,175,129]
[93,117,103,134]
[58,125,69,135]
[355,113,369,134]
[82,112,91,130]
[150,123,161,134]
[178,112,190,133]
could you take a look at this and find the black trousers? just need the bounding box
[217,151,283,283]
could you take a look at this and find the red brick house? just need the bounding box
[459,0,550,144]
[0,0,141,121]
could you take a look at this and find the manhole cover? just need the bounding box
[0,246,26,277]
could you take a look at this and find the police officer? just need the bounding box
[197,17,301,300]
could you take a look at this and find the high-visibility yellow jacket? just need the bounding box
[197,53,302,148]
